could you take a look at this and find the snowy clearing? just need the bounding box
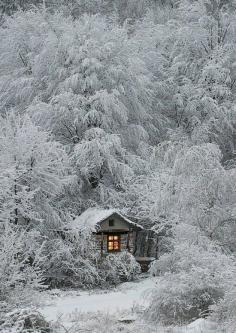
[40,277,156,321]
[39,277,221,333]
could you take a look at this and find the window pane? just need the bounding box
[108,242,114,250]
[108,236,114,240]
[114,236,118,240]
[114,241,119,250]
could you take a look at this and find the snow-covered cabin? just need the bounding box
[72,208,143,256]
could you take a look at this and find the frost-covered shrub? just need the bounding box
[101,252,141,285]
[149,240,232,277]
[146,241,234,325]
[146,269,225,325]
[210,283,236,333]
[0,225,45,316]
[1,308,51,333]
[41,229,102,289]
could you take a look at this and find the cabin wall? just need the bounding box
[95,231,136,255]
[95,230,160,259]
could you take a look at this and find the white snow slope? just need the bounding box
[40,277,221,333]
[40,277,154,321]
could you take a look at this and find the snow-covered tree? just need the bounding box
[72,128,133,194]
[0,10,158,204]
[0,113,69,231]
[124,140,236,248]
[132,0,236,158]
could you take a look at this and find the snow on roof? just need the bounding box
[71,207,143,232]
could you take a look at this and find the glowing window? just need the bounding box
[107,234,120,252]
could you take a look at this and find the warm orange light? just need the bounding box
[107,234,120,251]
[114,241,119,250]
[108,241,113,250]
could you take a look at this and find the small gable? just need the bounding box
[99,212,137,232]
[71,208,143,232]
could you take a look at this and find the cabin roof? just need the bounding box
[71,207,143,232]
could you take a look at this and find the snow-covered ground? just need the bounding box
[40,277,155,321]
[39,277,221,333]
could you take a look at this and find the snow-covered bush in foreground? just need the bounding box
[146,270,223,325]
[101,252,141,285]
[1,308,50,333]
[146,240,234,325]
[40,228,101,289]
[210,283,236,333]
[0,225,45,317]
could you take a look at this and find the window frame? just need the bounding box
[107,233,121,252]
[109,219,114,227]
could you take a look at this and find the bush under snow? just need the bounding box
[210,283,236,333]
[146,241,234,325]
[100,252,141,286]
[0,225,45,316]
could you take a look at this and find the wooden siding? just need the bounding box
[95,231,136,255]
[97,213,139,232]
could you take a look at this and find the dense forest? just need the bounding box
[0,1,235,332]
